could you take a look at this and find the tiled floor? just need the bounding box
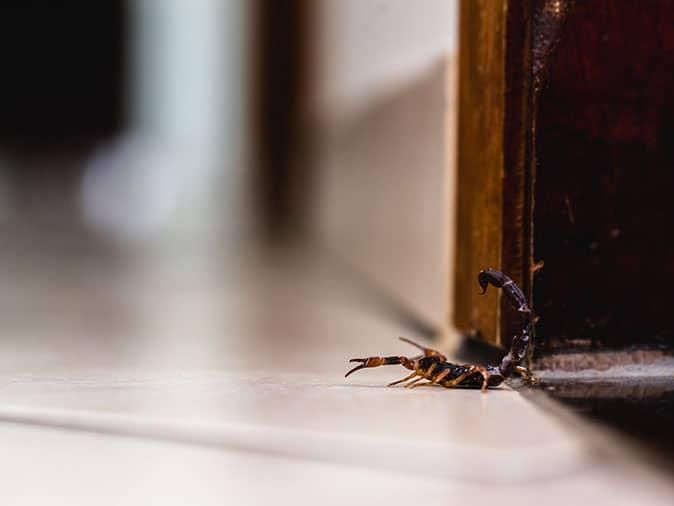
[1,236,674,505]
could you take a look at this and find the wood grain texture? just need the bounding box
[454,0,572,351]
[454,0,507,346]
[534,0,674,350]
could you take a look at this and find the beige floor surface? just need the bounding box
[0,237,673,505]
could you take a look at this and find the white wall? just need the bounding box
[309,1,459,334]
[310,0,458,123]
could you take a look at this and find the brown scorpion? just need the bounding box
[345,269,535,391]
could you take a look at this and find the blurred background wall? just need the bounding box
[0,0,252,369]
[307,0,459,333]
[0,0,460,361]
[0,0,250,246]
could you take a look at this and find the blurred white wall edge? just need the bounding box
[309,1,459,337]
[81,0,250,250]
[309,0,458,126]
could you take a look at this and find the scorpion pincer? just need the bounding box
[345,269,535,392]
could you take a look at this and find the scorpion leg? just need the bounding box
[475,366,491,393]
[408,381,434,388]
[436,368,476,389]
[387,371,418,387]
[400,364,438,388]
[444,365,491,392]
[398,337,447,361]
[399,367,475,390]
[404,376,427,388]
[409,369,450,388]
[515,365,539,385]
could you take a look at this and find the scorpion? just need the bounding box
[345,269,535,392]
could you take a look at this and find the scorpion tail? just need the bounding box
[476,269,534,379]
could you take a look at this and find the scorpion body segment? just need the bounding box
[345,269,534,391]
